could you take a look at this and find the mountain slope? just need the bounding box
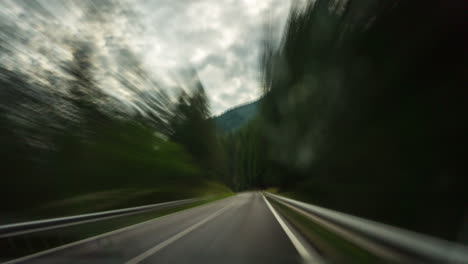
[214,100,260,133]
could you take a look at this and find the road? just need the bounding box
[10,192,315,264]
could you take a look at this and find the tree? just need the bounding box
[169,72,224,178]
[253,0,467,240]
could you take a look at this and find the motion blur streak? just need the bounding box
[253,0,467,242]
[1,0,467,263]
[0,0,230,227]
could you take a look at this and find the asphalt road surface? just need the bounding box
[9,192,316,264]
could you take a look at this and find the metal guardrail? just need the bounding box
[265,192,468,264]
[0,198,202,239]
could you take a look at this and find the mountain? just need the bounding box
[214,99,260,133]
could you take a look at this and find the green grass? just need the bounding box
[267,198,388,264]
[264,187,279,194]
[9,181,234,223]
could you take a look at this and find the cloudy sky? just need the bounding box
[0,0,293,115]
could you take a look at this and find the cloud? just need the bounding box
[132,0,293,114]
[0,0,292,115]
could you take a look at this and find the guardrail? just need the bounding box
[1,197,204,262]
[0,198,202,239]
[264,192,468,264]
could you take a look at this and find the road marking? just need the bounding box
[2,196,234,264]
[262,194,319,264]
[125,202,232,264]
[0,205,187,239]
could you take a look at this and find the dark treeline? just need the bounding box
[222,120,268,190]
[0,41,229,218]
[224,0,467,241]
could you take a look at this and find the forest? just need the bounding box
[222,0,467,241]
[0,42,230,218]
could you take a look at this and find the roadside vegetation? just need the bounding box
[0,37,232,222]
[222,0,466,242]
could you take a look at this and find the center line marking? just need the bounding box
[125,203,232,264]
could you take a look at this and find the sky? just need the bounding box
[0,0,293,115]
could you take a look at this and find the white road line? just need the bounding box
[125,202,232,264]
[2,197,233,264]
[262,194,319,264]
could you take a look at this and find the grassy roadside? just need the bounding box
[3,181,233,224]
[266,196,387,264]
[0,191,233,261]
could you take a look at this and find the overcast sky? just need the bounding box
[0,0,292,115]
